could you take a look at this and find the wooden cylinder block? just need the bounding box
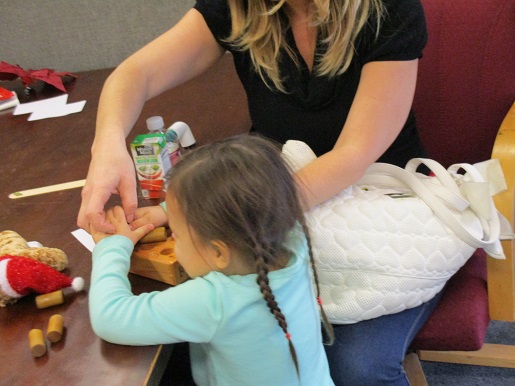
[47,314,64,343]
[35,290,64,309]
[140,227,168,244]
[28,329,46,357]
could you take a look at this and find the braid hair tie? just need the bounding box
[285,332,291,340]
[317,296,322,305]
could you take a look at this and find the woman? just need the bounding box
[79,1,440,384]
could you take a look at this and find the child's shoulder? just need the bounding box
[283,223,309,260]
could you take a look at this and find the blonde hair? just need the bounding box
[226,0,384,92]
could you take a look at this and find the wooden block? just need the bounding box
[47,314,64,343]
[140,227,168,244]
[35,290,64,309]
[130,237,189,285]
[28,329,46,357]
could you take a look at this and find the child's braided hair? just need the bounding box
[165,134,334,376]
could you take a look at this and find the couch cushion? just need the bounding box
[410,250,490,351]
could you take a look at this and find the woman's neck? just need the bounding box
[287,0,310,15]
[286,1,317,71]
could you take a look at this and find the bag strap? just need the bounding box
[359,173,470,212]
[406,158,463,195]
[281,141,513,258]
[360,159,508,259]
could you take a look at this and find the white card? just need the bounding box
[13,94,68,115]
[28,100,86,121]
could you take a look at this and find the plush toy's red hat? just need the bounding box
[0,255,84,299]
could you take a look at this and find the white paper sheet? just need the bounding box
[71,228,95,252]
[28,100,86,121]
[12,94,86,120]
[13,94,68,115]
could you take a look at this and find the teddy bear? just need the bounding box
[0,230,67,271]
[0,230,82,307]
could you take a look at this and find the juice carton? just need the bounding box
[130,133,171,199]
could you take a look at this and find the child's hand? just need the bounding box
[129,205,167,230]
[91,206,154,245]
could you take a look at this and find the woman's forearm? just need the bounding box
[92,63,148,155]
[297,60,419,209]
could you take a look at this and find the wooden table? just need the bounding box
[0,54,249,386]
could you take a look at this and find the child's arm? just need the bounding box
[90,205,220,345]
[89,235,220,345]
[129,205,168,230]
[91,206,154,244]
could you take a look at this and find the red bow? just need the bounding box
[0,61,77,92]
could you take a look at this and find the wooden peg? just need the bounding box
[35,290,64,309]
[140,227,168,244]
[47,314,64,343]
[28,329,46,357]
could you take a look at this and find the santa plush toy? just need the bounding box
[0,255,84,307]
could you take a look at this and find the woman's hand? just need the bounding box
[90,206,154,245]
[78,142,138,234]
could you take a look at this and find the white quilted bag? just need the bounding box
[282,140,513,324]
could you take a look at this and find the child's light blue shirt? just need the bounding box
[89,226,333,386]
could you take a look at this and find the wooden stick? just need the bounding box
[9,179,86,199]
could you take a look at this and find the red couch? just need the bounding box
[407,0,515,373]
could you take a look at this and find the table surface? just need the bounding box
[0,53,249,386]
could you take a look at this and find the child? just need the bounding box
[89,134,334,386]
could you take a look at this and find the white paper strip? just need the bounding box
[71,229,95,252]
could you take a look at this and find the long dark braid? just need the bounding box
[299,220,334,345]
[255,244,300,375]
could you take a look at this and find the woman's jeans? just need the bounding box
[325,291,443,385]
